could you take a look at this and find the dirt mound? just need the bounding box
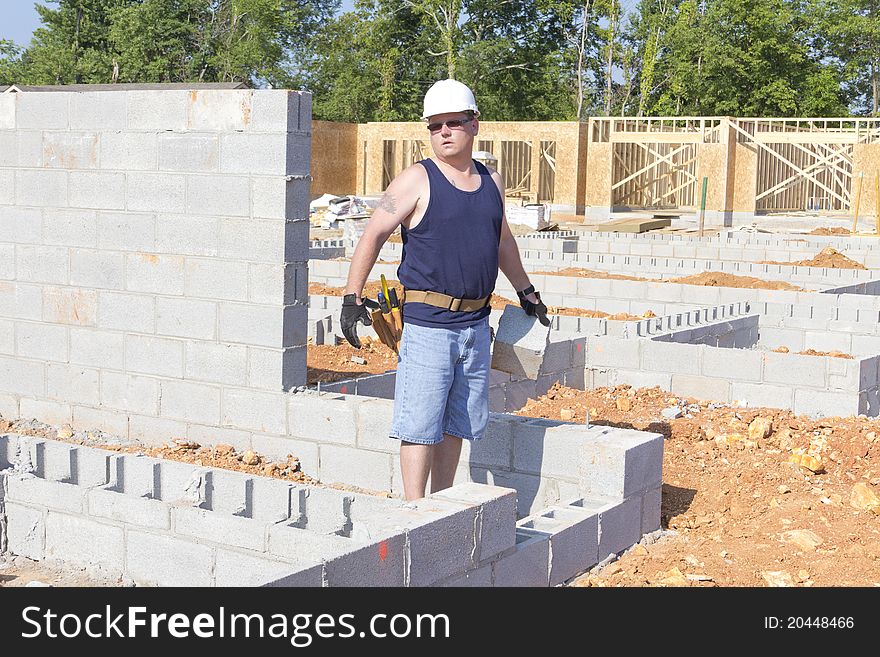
[538,267,650,281]
[308,339,398,384]
[761,247,865,270]
[516,382,880,587]
[668,271,804,290]
[547,307,656,321]
[309,279,402,300]
[799,348,854,359]
[809,227,850,236]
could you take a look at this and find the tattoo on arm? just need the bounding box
[377,192,397,215]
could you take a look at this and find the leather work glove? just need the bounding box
[517,285,550,327]
[341,293,380,348]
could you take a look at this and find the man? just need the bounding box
[340,79,549,501]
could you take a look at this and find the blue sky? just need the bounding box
[2,0,357,48]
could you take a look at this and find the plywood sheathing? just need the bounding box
[311,120,358,200]
[853,143,880,218]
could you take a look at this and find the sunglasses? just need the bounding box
[427,117,474,133]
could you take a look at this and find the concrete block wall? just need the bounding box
[0,89,311,442]
[0,433,660,586]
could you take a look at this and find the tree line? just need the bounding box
[1,0,878,120]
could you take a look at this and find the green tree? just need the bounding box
[0,40,25,85]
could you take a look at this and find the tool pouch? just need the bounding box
[370,308,399,353]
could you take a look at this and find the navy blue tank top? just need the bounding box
[397,158,503,328]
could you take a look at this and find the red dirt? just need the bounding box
[760,247,865,270]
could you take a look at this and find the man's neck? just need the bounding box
[432,154,474,174]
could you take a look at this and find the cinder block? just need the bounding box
[219,217,285,263]
[268,522,358,564]
[158,133,219,172]
[109,454,158,497]
[214,549,319,587]
[433,482,517,562]
[0,355,45,397]
[44,510,124,576]
[803,331,852,354]
[574,495,641,558]
[160,380,221,425]
[72,405,129,439]
[125,252,185,294]
[0,283,42,321]
[250,435,318,477]
[88,487,170,530]
[793,389,859,418]
[187,89,253,131]
[20,398,71,427]
[155,214,220,257]
[156,297,217,339]
[758,326,805,352]
[220,133,287,174]
[16,321,68,361]
[610,368,673,391]
[319,443,393,492]
[492,528,550,587]
[324,533,408,587]
[70,327,124,369]
[185,340,248,385]
[519,505,598,586]
[17,92,68,129]
[219,302,285,348]
[127,172,186,213]
[441,563,493,587]
[491,305,551,379]
[0,93,15,129]
[0,319,13,355]
[68,171,126,210]
[730,382,793,409]
[99,131,157,171]
[251,176,289,220]
[5,502,45,560]
[186,175,250,217]
[513,420,585,479]
[248,263,286,305]
[124,334,184,378]
[42,207,98,246]
[248,477,295,522]
[15,244,69,284]
[502,378,537,413]
[763,351,826,386]
[0,206,42,243]
[248,345,306,390]
[42,286,97,326]
[70,248,125,289]
[126,530,213,587]
[586,336,641,369]
[222,388,286,434]
[71,92,127,130]
[641,486,662,534]
[173,506,267,551]
[288,393,359,446]
[201,467,250,514]
[642,340,701,374]
[96,211,155,251]
[128,90,189,131]
[670,374,730,403]
[47,363,100,406]
[354,397,395,451]
[184,257,249,301]
[579,427,664,499]
[127,414,187,447]
[461,412,514,470]
[155,459,208,505]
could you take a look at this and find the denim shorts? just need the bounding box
[389,318,491,445]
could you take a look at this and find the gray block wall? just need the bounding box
[0,88,311,439]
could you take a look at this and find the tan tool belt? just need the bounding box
[402,289,491,312]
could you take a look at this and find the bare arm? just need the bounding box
[344,166,424,300]
[492,170,538,302]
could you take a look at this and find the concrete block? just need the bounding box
[586,337,640,369]
[42,286,97,326]
[763,351,826,386]
[641,486,662,534]
[491,305,551,379]
[354,397,395,451]
[69,327,124,369]
[248,263,287,305]
[220,133,287,174]
[610,368,673,390]
[184,257,249,301]
[16,321,68,361]
[160,380,221,425]
[730,382,793,409]
[574,495,641,558]
[0,283,42,321]
[642,340,701,374]
[126,530,214,587]
[701,344,762,380]
[155,214,220,256]
[462,412,514,470]
[248,345,307,391]
[250,435,319,478]
[219,302,285,348]
[579,428,664,499]
[320,443,393,492]
[793,389,859,418]
[127,414,187,447]
[251,176,286,220]
[248,477,295,523]
[433,482,517,562]
[0,319,12,355]
[173,506,267,551]
[156,297,217,339]
[127,172,186,213]
[96,211,155,251]
[42,207,97,246]
[513,420,585,479]
[185,340,248,385]
[219,217,285,262]
[288,393,359,446]
[185,424,251,453]
[186,175,250,217]
[68,171,126,210]
[0,356,45,397]
[539,338,573,375]
[0,93,15,128]
[72,405,129,439]
[250,91,300,132]
[492,528,550,587]
[100,130,158,171]
[267,523,357,565]
[324,533,409,587]
[125,253,185,294]
[187,89,253,131]
[124,334,184,378]
[214,549,319,587]
[758,326,805,352]
[222,388,286,434]
[45,511,124,576]
[670,374,730,403]
[70,248,125,289]
[4,502,45,560]
[158,133,219,172]
[20,398,71,426]
[128,90,189,131]
[803,331,852,354]
[15,244,69,284]
[519,506,598,586]
[502,378,537,413]
[68,444,112,487]
[17,92,68,129]
[47,363,100,406]
[71,92,127,130]
[88,487,170,530]
[0,206,42,243]
[441,563,493,587]
[203,468,250,514]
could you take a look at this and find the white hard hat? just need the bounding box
[421,79,480,121]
